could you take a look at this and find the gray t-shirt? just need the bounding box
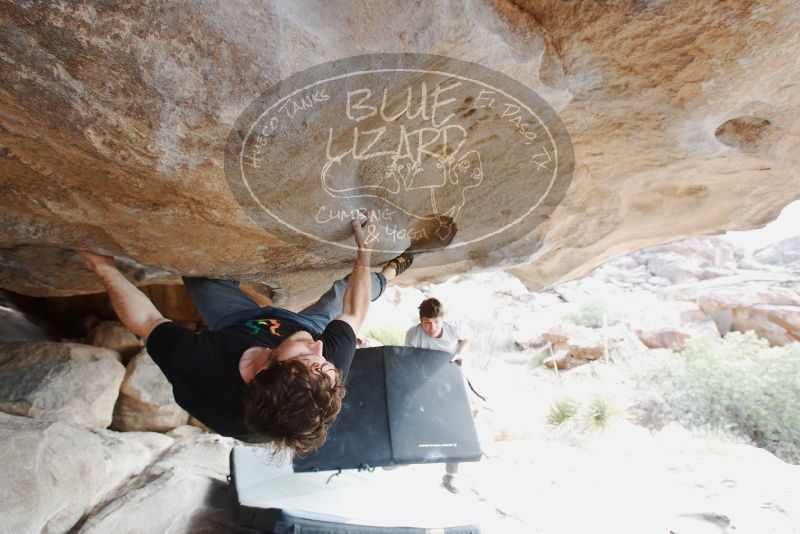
[404,321,470,353]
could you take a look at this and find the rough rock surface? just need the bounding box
[754,235,800,269]
[0,296,53,342]
[506,0,800,289]
[725,304,800,346]
[0,412,173,534]
[113,349,189,432]
[589,237,757,291]
[628,238,745,284]
[0,1,798,306]
[188,416,213,432]
[76,434,254,534]
[664,272,800,345]
[86,320,143,362]
[577,237,800,345]
[541,323,647,369]
[0,341,125,427]
[629,301,720,349]
[166,424,205,438]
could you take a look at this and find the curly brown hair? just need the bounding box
[242,357,346,455]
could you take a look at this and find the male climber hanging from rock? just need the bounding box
[77,214,416,454]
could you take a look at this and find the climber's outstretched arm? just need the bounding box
[76,250,169,341]
[335,219,372,333]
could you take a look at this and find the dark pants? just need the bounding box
[182,273,387,333]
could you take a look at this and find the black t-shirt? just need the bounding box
[145,317,356,441]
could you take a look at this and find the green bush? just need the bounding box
[547,396,580,427]
[364,325,406,346]
[546,393,619,433]
[563,298,623,329]
[585,394,617,430]
[629,331,800,463]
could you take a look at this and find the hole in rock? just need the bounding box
[714,115,775,153]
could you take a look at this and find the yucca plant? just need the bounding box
[547,396,580,427]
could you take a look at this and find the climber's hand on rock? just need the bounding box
[75,249,168,341]
[352,221,367,250]
[76,250,116,272]
[352,209,375,251]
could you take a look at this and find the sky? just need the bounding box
[722,199,800,252]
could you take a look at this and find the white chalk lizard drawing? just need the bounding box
[320,148,484,239]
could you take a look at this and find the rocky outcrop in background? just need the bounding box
[365,235,800,370]
[597,237,800,347]
[754,235,800,269]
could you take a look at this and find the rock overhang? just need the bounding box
[0,0,798,306]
